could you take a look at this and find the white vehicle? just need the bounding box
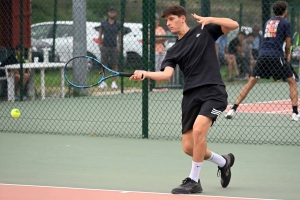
[31,21,143,68]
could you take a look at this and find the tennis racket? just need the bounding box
[64,56,133,88]
[293,32,300,47]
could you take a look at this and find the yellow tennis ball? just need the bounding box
[11,109,21,118]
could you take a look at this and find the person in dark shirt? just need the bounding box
[130,5,238,194]
[98,6,121,89]
[225,1,300,121]
[228,31,251,79]
[0,44,30,100]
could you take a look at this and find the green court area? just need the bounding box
[0,132,299,200]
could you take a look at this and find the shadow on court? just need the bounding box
[0,132,298,200]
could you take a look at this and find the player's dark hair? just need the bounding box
[273,1,287,16]
[161,5,186,18]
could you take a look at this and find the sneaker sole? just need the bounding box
[171,187,203,194]
[225,115,233,119]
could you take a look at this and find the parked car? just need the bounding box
[31,21,100,62]
[31,21,143,68]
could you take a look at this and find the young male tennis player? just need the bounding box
[225,1,300,121]
[130,5,239,194]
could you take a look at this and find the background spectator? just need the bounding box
[251,25,263,60]
[228,31,250,79]
[215,33,240,82]
[0,44,30,100]
[98,6,121,89]
[243,34,256,79]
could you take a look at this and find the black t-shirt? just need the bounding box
[100,19,121,47]
[0,54,18,77]
[0,54,18,67]
[161,24,224,93]
[259,17,291,57]
[228,37,240,55]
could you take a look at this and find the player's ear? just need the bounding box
[180,15,186,22]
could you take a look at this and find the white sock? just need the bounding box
[207,152,226,167]
[188,160,202,182]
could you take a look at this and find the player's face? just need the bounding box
[164,14,186,34]
[108,10,116,19]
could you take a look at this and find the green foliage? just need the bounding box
[31,0,120,24]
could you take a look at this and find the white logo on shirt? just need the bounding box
[196,33,201,37]
[211,108,222,116]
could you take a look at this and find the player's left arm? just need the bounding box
[191,14,239,33]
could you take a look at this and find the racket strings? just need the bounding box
[64,57,104,87]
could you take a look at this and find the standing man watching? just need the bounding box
[130,5,238,194]
[98,6,121,89]
[225,1,300,121]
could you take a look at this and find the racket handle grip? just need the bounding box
[119,72,133,77]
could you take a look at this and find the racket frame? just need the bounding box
[64,56,132,88]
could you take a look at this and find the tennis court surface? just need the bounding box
[0,133,298,200]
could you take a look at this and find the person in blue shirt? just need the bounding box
[225,1,300,121]
[215,33,240,81]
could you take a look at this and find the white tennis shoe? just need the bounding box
[225,109,235,119]
[291,113,300,121]
[111,81,118,89]
[99,81,107,89]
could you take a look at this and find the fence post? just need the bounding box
[201,0,210,17]
[142,0,149,138]
[239,3,243,31]
[120,0,126,93]
[180,0,185,7]
[51,0,58,62]
[19,0,24,101]
[262,0,271,34]
[149,0,155,90]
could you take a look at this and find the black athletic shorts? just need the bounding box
[181,84,228,134]
[252,57,293,80]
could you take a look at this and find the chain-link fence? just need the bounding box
[0,0,300,145]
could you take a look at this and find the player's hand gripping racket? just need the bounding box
[64,56,133,88]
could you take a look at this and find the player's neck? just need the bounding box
[275,12,286,18]
[108,18,115,24]
[177,25,190,40]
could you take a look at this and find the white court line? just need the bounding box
[0,183,281,200]
[227,99,293,107]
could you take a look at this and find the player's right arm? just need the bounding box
[285,36,291,62]
[130,66,174,81]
